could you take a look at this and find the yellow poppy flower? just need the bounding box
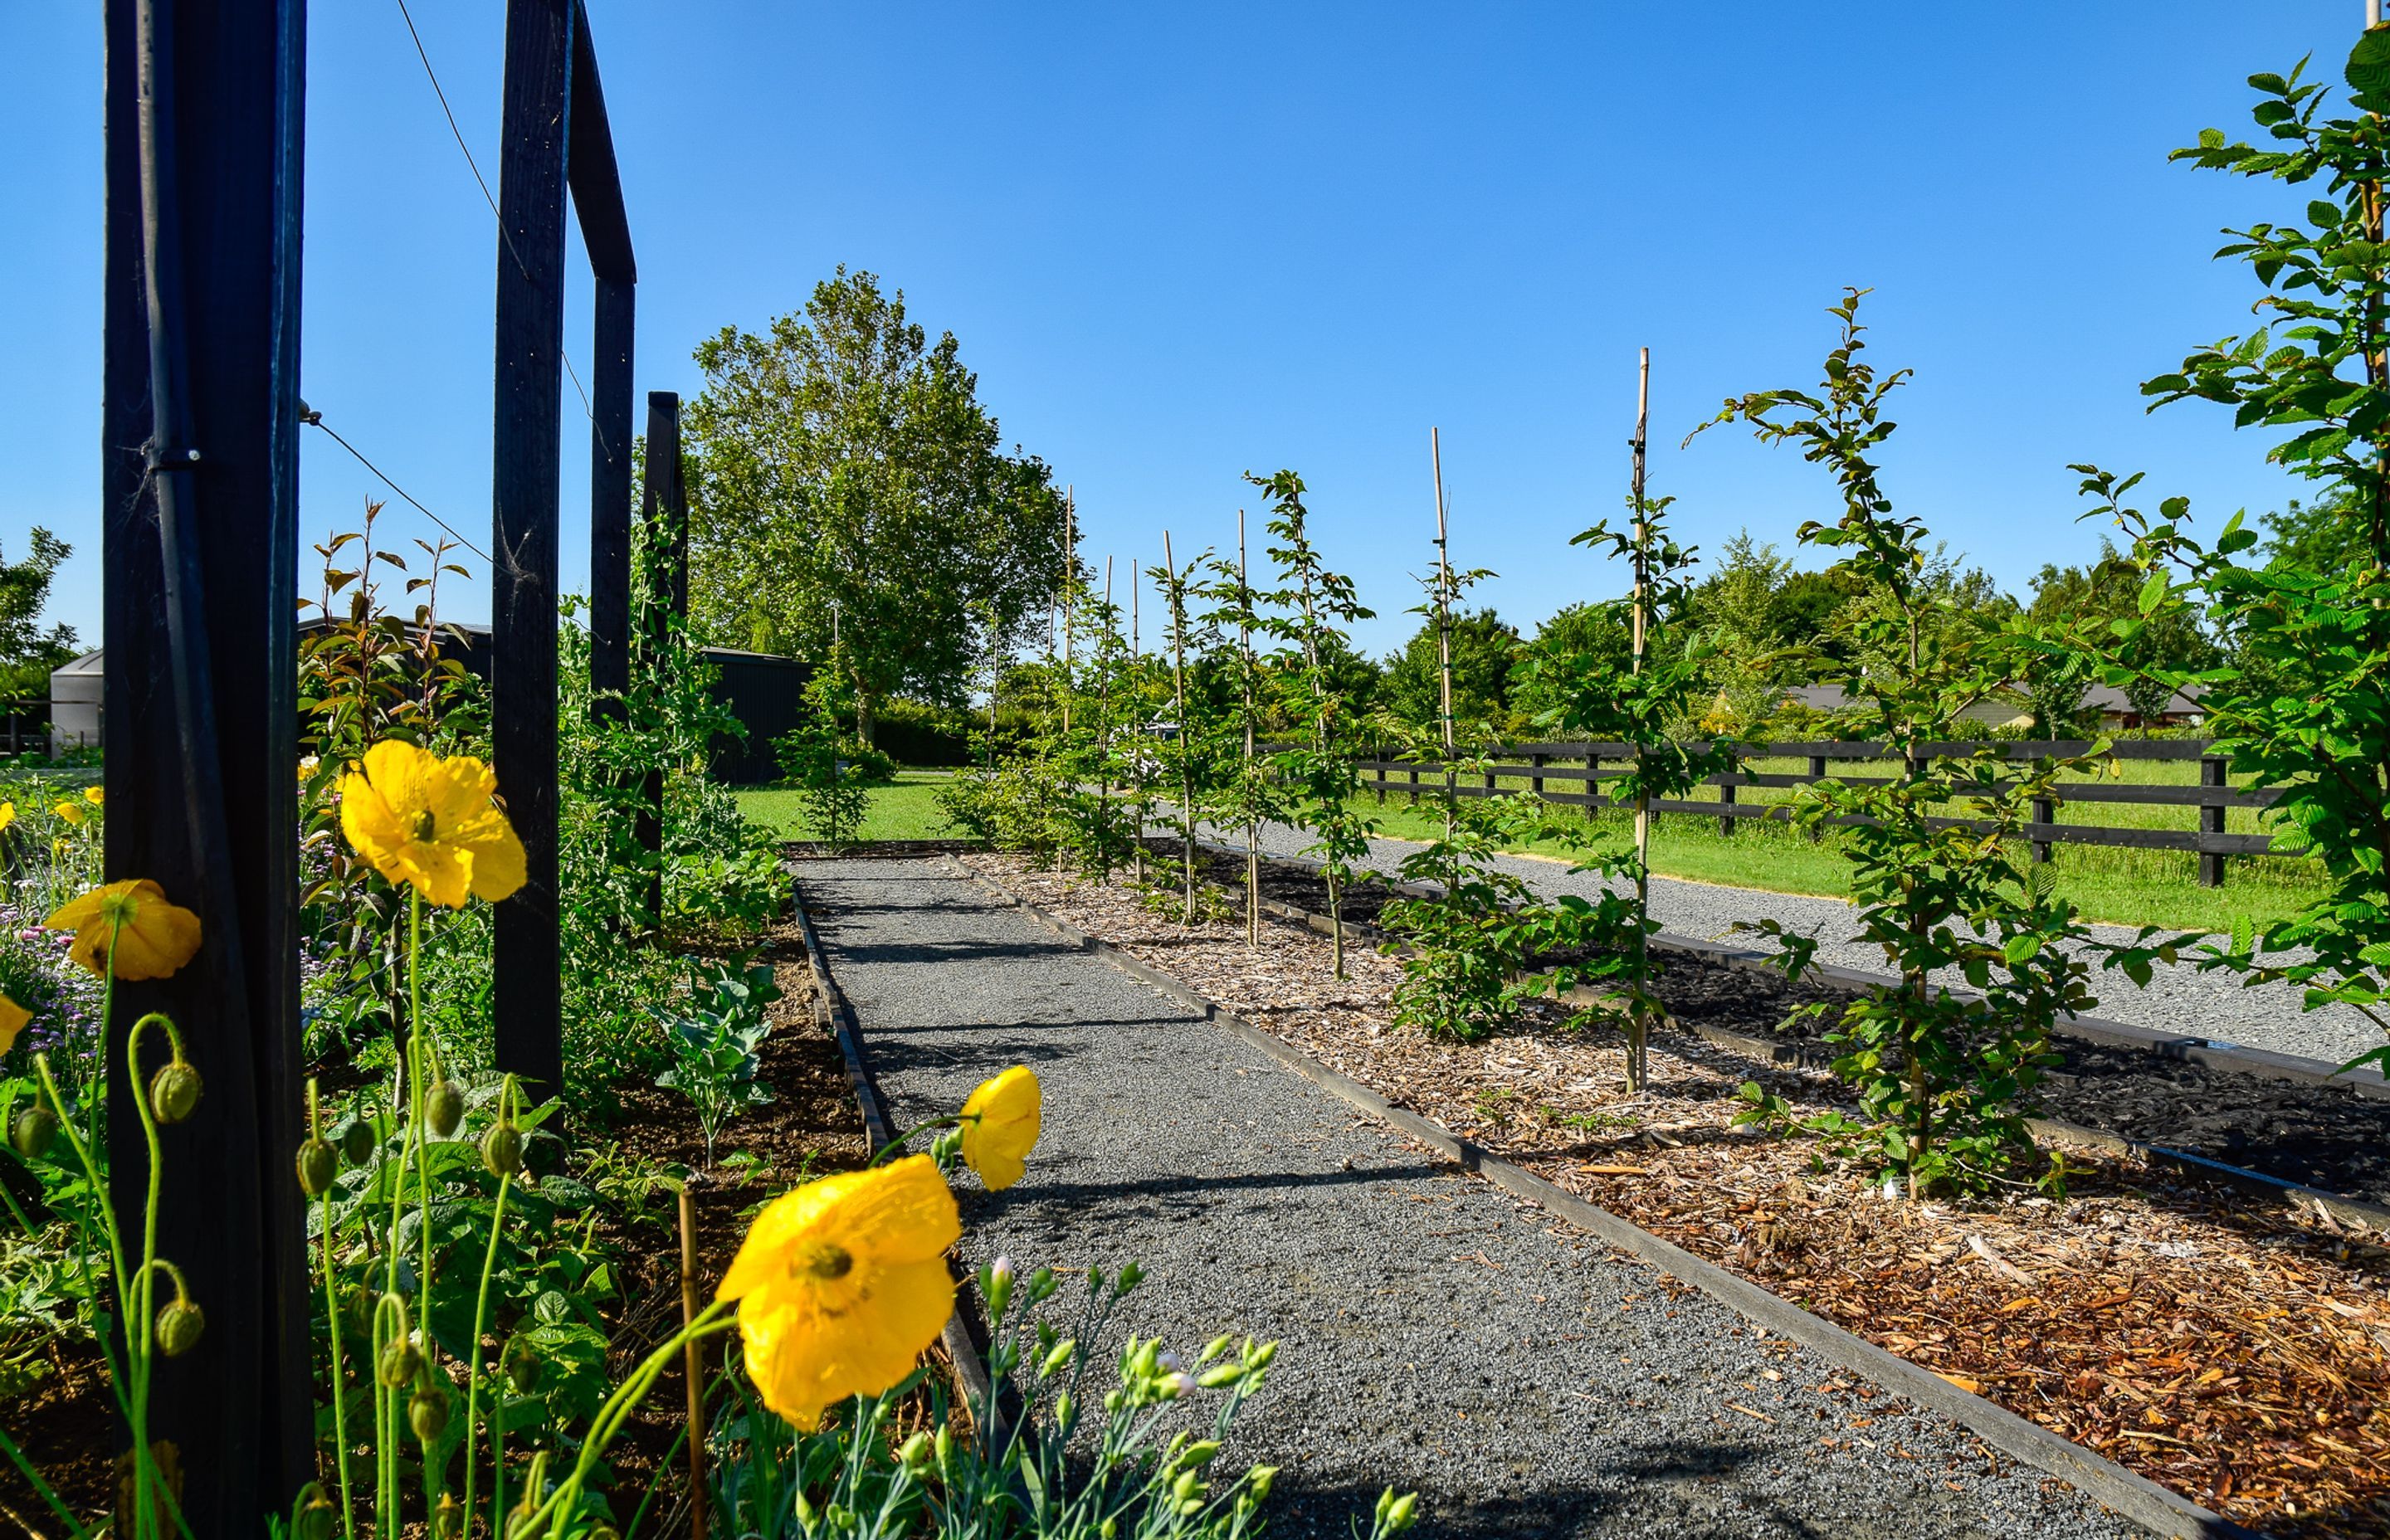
[0,802,15,831]
[958,1065,1041,1192]
[0,995,27,1056]
[52,802,85,827]
[46,880,203,981]
[716,1155,960,1430]
[339,740,527,908]
[83,786,105,807]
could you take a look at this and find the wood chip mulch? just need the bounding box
[971,853,2390,1539]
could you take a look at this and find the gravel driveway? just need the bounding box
[797,856,2148,1540]
[1188,815,2381,1066]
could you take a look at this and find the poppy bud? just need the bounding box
[424,1080,465,1139]
[409,1383,451,1441]
[150,1060,202,1125]
[505,1342,541,1392]
[295,1138,338,1197]
[156,1297,205,1357]
[295,1486,337,1540]
[11,1106,58,1159]
[339,1118,375,1165]
[481,1123,524,1177]
[432,1495,464,1540]
[378,1338,422,1388]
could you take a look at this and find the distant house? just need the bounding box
[1774,681,2203,733]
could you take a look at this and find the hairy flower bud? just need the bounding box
[10,1106,58,1160]
[295,1138,339,1198]
[481,1122,524,1178]
[409,1383,451,1441]
[424,1080,465,1139]
[149,1060,202,1125]
[294,1484,337,1540]
[339,1118,375,1165]
[378,1338,422,1388]
[505,1342,542,1393]
[432,1494,465,1540]
[155,1297,205,1357]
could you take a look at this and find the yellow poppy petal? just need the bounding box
[959,1066,1041,1192]
[0,995,28,1056]
[83,787,105,806]
[739,1255,955,1430]
[46,880,202,981]
[0,802,17,831]
[718,1156,959,1302]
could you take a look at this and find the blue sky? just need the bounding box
[0,3,2366,660]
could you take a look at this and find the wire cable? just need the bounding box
[300,408,492,563]
[391,0,616,463]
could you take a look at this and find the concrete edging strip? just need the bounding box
[948,858,2254,1540]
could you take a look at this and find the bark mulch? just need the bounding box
[973,852,2390,1540]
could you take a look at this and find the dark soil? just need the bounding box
[1150,839,2390,1208]
[1,918,877,1537]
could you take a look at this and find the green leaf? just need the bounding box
[2137,570,2168,616]
[2350,25,2390,105]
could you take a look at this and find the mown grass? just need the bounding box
[1356,755,2328,934]
[734,769,968,843]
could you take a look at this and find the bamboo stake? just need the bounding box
[1131,558,1145,883]
[1165,531,1197,923]
[1061,486,1076,736]
[677,1187,708,1540]
[1628,348,1654,1095]
[1100,555,1115,871]
[1239,509,1260,948]
[1431,429,1456,846]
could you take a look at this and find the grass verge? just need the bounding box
[734,768,968,843]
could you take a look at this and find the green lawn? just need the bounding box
[734,769,969,843]
[1358,784,2325,936]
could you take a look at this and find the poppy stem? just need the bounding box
[868,1113,974,1167]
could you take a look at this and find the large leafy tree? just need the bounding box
[1382,607,1519,733]
[0,528,78,700]
[682,269,1069,739]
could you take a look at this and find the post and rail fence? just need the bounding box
[1342,738,2279,890]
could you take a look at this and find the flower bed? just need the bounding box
[969,850,2390,1537]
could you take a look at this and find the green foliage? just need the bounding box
[684,268,1071,732]
[2071,44,2390,1073]
[1149,544,1224,921]
[778,650,881,851]
[700,1260,1405,1540]
[1382,608,1521,734]
[0,527,78,703]
[1697,290,2166,1195]
[1251,469,1379,975]
[652,960,781,1167]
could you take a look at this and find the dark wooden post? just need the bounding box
[573,1,636,724]
[586,279,635,719]
[2199,753,2227,889]
[1807,752,1827,843]
[1528,751,1547,799]
[489,0,573,1095]
[2032,792,2055,865]
[1717,748,1738,836]
[102,0,312,1528]
[637,392,687,926]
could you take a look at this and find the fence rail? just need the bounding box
[1341,739,2285,889]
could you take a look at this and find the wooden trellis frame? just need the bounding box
[100,0,644,1528]
[490,0,637,1096]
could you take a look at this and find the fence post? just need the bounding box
[2032,792,2054,865]
[100,0,313,1526]
[1718,747,1738,836]
[1373,747,1385,806]
[637,392,689,928]
[1806,752,1827,843]
[2200,753,2227,889]
[1529,751,1547,798]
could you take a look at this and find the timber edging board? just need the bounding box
[785,881,1003,1427]
[947,858,2256,1540]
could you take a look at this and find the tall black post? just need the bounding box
[490,0,573,1095]
[636,391,685,927]
[588,277,636,719]
[101,0,310,1531]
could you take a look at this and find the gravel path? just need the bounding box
[1194,815,2381,1066]
[799,856,2147,1540]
